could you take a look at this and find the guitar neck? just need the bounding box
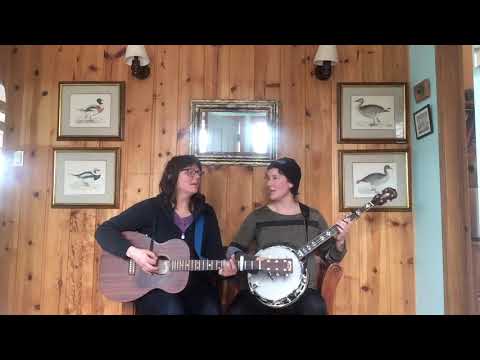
[296,201,376,260]
[169,259,261,272]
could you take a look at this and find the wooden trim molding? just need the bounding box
[436,45,476,314]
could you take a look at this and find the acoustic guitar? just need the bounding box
[100,231,293,302]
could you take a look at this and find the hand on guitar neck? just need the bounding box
[219,255,237,277]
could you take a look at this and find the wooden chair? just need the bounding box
[316,260,344,315]
[219,258,344,314]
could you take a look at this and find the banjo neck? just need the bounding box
[295,201,376,260]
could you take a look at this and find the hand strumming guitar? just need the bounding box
[126,246,159,274]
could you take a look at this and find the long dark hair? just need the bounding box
[159,155,205,213]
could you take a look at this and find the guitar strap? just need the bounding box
[194,215,205,260]
[149,214,158,251]
[299,203,310,254]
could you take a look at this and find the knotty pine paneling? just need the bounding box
[0,45,414,314]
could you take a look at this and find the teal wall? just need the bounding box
[409,45,445,314]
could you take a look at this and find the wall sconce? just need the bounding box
[125,45,151,80]
[474,45,480,68]
[313,45,338,80]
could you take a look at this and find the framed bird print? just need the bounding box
[339,150,411,211]
[337,82,408,143]
[57,82,125,140]
[52,148,120,208]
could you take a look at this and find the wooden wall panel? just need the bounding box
[17,147,50,314]
[41,46,80,315]
[332,46,364,315]
[473,243,480,314]
[0,45,415,314]
[279,46,306,201]
[229,46,254,100]
[252,45,280,211]
[93,45,128,315]
[177,46,204,155]
[62,46,106,314]
[0,45,19,314]
[304,45,333,220]
[64,209,96,314]
[151,45,180,195]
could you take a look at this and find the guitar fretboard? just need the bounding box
[169,259,262,272]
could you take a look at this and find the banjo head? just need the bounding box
[248,245,307,306]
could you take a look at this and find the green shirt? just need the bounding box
[228,205,347,289]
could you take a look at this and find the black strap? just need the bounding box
[149,214,158,251]
[299,203,310,245]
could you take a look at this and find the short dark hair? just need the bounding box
[267,157,302,196]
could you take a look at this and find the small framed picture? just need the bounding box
[339,150,411,211]
[337,82,408,143]
[413,104,433,139]
[52,148,120,208]
[413,79,431,103]
[57,82,125,140]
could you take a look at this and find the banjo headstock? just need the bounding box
[371,187,398,206]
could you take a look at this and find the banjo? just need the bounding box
[247,187,398,308]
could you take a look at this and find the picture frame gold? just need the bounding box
[57,81,125,140]
[337,82,408,144]
[338,149,411,211]
[52,147,120,208]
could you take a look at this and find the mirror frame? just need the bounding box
[189,99,279,165]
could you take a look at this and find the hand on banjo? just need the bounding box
[334,218,353,250]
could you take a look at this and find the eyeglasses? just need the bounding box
[181,168,204,178]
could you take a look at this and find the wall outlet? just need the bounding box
[13,150,23,167]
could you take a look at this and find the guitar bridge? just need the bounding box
[128,259,136,275]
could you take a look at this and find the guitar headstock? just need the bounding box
[371,187,398,206]
[262,258,293,276]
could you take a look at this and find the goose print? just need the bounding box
[353,162,397,198]
[351,96,395,129]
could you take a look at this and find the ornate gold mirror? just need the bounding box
[190,100,279,165]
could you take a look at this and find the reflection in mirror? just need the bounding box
[198,111,271,154]
[190,100,278,165]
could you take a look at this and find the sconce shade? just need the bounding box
[313,45,338,66]
[125,45,150,66]
[474,45,480,68]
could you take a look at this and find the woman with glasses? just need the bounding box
[95,155,237,315]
